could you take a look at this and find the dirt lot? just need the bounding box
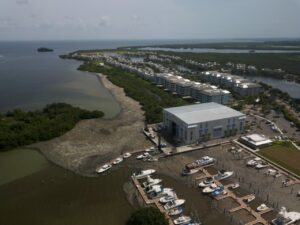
[32,74,151,176]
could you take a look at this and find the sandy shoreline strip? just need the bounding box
[33,73,151,176]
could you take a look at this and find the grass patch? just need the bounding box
[258,141,300,176]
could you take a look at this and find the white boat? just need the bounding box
[168,207,183,216]
[231,183,240,189]
[185,156,215,170]
[247,157,261,167]
[198,177,214,188]
[173,216,192,225]
[202,183,218,194]
[96,164,112,173]
[265,169,277,176]
[257,203,269,212]
[245,194,255,203]
[145,146,155,152]
[213,170,234,181]
[123,152,132,158]
[112,157,123,165]
[256,161,269,169]
[160,192,177,204]
[133,169,156,179]
[181,168,200,176]
[142,176,162,188]
[144,156,159,162]
[136,152,150,160]
[271,207,300,225]
[145,184,162,194]
[164,199,185,210]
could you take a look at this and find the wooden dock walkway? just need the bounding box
[131,176,174,225]
[193,165,271,225]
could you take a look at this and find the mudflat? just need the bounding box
[33,74,151,176]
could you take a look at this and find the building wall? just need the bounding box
[163,110,245,145]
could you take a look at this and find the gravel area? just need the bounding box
[32,74,151,176]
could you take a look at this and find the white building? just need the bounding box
[163,103,246,144]
[239,134,272,149]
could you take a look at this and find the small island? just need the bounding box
[37,47,54,52]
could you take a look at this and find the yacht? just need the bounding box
[185,156,215,170]
[173,216,192,225]
[96,164,112,173]
[145,146,155,152]
[271,207,300,225]
[168,207,183,216]
[231,183,240,189]
[145,185,162,194]
[123,152,132,158]
[247,157,261,167]
[164,199,185,210]
[112,157,123,165]
[210,185,225,197]
[198,177,214,188]
[133,169,156,179]
[142,176,162,188]
[136,152,150,160]
[202,183,219,194]
[257,203,269,212]
[213,170,234,181]
[181,168,200,176]
[256,161,269,169]
[160,192,177,204]
[245,194,255,203]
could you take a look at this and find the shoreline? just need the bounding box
[32,72,151,176]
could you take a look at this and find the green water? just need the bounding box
[0,149,49,186]
[0,155,134,225]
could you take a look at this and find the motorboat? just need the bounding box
[148,187,174,199]
[198,177,214,188]
[123,152,132,158]
[145,185,162,194]
[256,161,269,169]
[168,207,183,216]
[271,206,300,225]
[245,194,255,203]
[164,199,185,210]
[181,168,200,176]
[185,156,215,170]
[257,203,269,212]
[265,169,277,176]
[142,176,162,188]
[213,170,234,181]
[96,164,112,173]
[298,190,300,197]
[210,185,225,197]
[144,156,159,162]
[112,157,123,165]
[231,183,240,189]
[173,216,192,225]
[136,152,150,160]
[247,157,261,167]
[202,183,218,194]
[133,169,156,179]
[145,146,155,152]
[160,192,177,204]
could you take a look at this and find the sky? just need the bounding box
[0,0,300,41]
